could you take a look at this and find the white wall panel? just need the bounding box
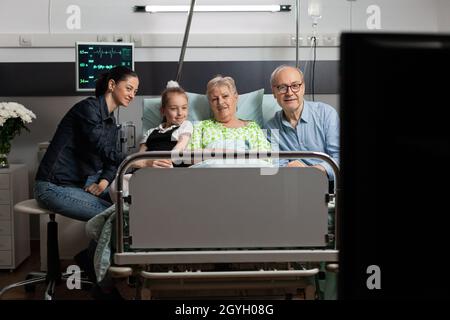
[0,0,443,36]
[350,0,439,32]
[1,0,299,34]
[435,0,450,32]
[0,0,49,33]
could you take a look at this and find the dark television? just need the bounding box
[76,42,134,91]
[339,33,450,299]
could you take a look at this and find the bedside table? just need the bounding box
[0,164,30,269]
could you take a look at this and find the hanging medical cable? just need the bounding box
[302,41,314,87]
[311,35,317,102]
[308,1,321,102]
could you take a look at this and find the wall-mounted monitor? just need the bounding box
[75,42,134,92]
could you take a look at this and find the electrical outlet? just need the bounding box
[306,35,319,46]
[131,34,142,47]
[290,35,305,46]
[19,35,32,47]
[334,35,341,47]
[322,34,338,47]
[113,34,129,43]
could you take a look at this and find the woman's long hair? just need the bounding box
[95,66,138,97]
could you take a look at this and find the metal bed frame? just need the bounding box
[112,151,340,299]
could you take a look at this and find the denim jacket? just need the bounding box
[36,95,125,187]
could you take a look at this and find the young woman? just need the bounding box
[34,66,139,221]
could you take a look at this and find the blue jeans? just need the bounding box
[34,176,112,221]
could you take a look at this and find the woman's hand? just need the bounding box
[85,179,109,196]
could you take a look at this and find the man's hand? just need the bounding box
[85,179,109,196]
[287,160,307,167]
[312,164,327,174]
[288,161,327,175]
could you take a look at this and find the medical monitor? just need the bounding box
[75,42,134,92]
[339,33,450,299]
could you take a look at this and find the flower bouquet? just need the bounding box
[0,102,36,168]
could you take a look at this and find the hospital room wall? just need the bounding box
[1,0,449,239]
[0,0,446,34]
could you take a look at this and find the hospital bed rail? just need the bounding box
[112,151,340,298]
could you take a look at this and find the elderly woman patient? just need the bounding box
[188,75,271,166]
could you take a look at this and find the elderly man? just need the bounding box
[265,65,339,181]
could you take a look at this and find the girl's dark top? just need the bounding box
[145,126,189,167]
[145,127,178,151]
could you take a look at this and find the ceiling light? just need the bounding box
[134,5,291,13]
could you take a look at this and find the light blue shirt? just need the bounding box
[264,100,340,180]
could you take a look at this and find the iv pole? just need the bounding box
[174,1,297,80]
[295,0,300,68]
[176,0,197,83]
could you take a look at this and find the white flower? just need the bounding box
[1,102,36,154]
[0,102,36,127]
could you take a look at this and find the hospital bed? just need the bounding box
[111,150,340,299]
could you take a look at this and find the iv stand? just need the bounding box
[176,0,196,83]
[174,0,298,80]
[295,0,300,68]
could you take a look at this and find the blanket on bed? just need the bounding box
[85,204,128,282]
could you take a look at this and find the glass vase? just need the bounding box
[0,142,11,169]
[0,153,8,168]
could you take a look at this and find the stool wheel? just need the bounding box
[24,274,37,293]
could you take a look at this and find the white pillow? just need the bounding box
[142,89,265,135]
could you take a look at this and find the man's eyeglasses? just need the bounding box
[274,82,303,94]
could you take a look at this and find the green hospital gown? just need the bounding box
[188,119,271,151]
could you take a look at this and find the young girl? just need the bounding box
[110,81,192,202]
[137,81,192,168]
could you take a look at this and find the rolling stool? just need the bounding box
[0,199,94,300]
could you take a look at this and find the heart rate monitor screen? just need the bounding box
[76,42,134,91]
